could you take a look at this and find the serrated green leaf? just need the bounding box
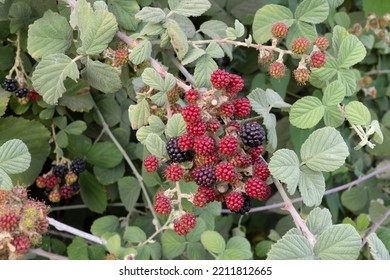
[94,163,125,185]
[129,40,152,65]
[187,242,207,260]
[56,130,68,148]
[337,69,357,96]
[267,232,314,260]
[295,0,329,24]
[341,185,368,212]
[142,68,164,91]
[299,165,325,207]
[367,233,390,260]
[135,7,166,23]
[371,120,384,144]
[345,101,371,126]
[136,115,165,144]
[145,133,167,159]
[306,207,333,236]
[95,96,121,127]
[27,10,72,59]
[181,48,206,65]
[264,89,291,109]
[128,99,151,130]
[337,35,367,68]
[161,230,186,259]
[123,226,147,243]
[186,218,206,243]
[369,201,390,226]
[0,169,12,190]
[91,216,119,237]
[255,240,273,258]
[32,54,79,105]
[332,26,350,54]
[201,230,226,254]
[322,80,346,106]
[301,127,349,172]
[334,11,351,29]
[163,73,176,93]
[263,113,277,151]
[310,57,338,82]
[140,22,164,36]
[324,106,345,128]
[165,114,186,138]
[194,54,218,88]
[252,4,294,44]
[286,21,317,49]
[356,214,370,231]
[118,176,141,212]
[9,1,31,33]
[0,90,10,118]
[107,0,139,31]
[106,234,121,255]
[59,80,93,112]
[83,59,122,93]
[328,0,344,8]
[79,171,107,214]
[234,19,245,37]
[165,19,188,60]
[86,142,123,168]
[67,237,89,260]
[314,224,361,260]
[290,96,324,129]
[168,0,211,17]
[269,149,300,195]
[0,139,31,175]
[205,42,224,59]
[199,20,232,59]
[223,236,252,260]
[63,121,87,135]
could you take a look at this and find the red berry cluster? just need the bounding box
[35,159,85,203]
[0,186,49,260]
[144,70,273,235]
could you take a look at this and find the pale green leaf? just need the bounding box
[165,114,186,138]
[135,7,166,23]
[267,231,315,260]
[84,59,122,93]
[286,21,318,48]
[222,236,252,260]
[32,54,79,105]
[338,35,367,68]
[27,10,72,59]
[170,13,196,38]
[181,48,206,65]
[136,115,165,144]
[128,99,151,130]
[299,165,325,207]
[93,1,108,10]
[123,226,147,243]
[107,0,139,31]
[234,19,245,38]
[252,4,294,44]
[205,42,224,59]
[314,224,361,260]
[161,230,186,259]
[79,171,107,214]
[265,89,291,109]
[145,133,167,159]
[295,0,329,24]
[323,106,345,128]
[86,142,123,168]
[345,101,371,126]
[322,80,346,106]
[201,230,226,254]
[290,96,324,129]
[0,139,31,174]
[168,0,211,17]
[142,68,164,91]
[9,2,31,33]
[337,69,357,96]
[306,207,333,236]
[367,233,390,260]
[128,40,152,65]
[332,25,350,52]
[301,127,349,172]
[0,169,12,190]
[163,73,176,92]
[334,11,351,29]
[328,0,344,8]
[91,216,119,237]
[371,120,384,144]
[140,22,164,36]
[186,218,207,243]
[64,121,87,135]
[310,57,338,82]
[0,90,10,117]
[199,20,232,59]
[341,185,368,212]
[269,149,300,195]
[263,113,277,151]
[194,54,218,88]
[67,237,89,260]
[118,176,141,212]
[105,234,121,255]
[165,19,188,60]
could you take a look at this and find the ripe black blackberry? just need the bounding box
[52,164,69,178]
[192,165,217,187]
[240,122,265,148]
[42,188,51,198]
[231,193,251,215]
[72,182,80,193]
[166,137,193,163]
[2,79,19,92]
[15,87,28,98]
[70,159,86,174]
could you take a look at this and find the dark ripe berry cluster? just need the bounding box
[1,79,41,103]
[144,70,273,235]
[0,186,49,260]
[35,159,86,203]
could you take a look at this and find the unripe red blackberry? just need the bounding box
[35,176,46,189]
[249,146,264,162]
[48,191,61,203]
[167,137,193,163]
[65,172,78,184]
[60,185,74,199]
[186,120,207,136]
[271,22,288,38]
[253,162,270,181]
[185,89,199,103]
[194,153,219,166]
[144,155,160,172]
[292,37,311,54]
[178,134,194,151]
[182,104,201,123]
[11,236,31,254]
[114,48,129,66]
[314,36,329,51]
[269,61,286,79]
[244,177,271,200]
[198,186,217,203]
[174,213,196,235]
[27,91,40,101]
[215,162,236,182]
[164,163,184,182]
[0,212,19,231]
[309,51,326,68]
[233,98,251,118]
[227,74,244,97]
[192,165,217,187]
[210,69,230,89]
[231,193,251,215]
[154,192,172,215]
[293,68,311,85]
[220,102,235,117]
[218,135,238,155]
[225,120,241,131]
[240,122,266,148]
[207,118,221,133]
[258,183,272,201]
[44,174,59,189]
[193,190,208,208]
[193,135,214,155]
[225,191,245,211]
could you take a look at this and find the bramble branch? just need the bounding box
[29,248,69,260]
[361,207,390,246]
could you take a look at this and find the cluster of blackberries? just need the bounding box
[2,79,40,102]
[35,159,85,203]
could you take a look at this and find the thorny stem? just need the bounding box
[169,54,196,86]
[29,248,69,260]
[365,69,390,75]
[139,215,172,247]
[50,123,60,164]
[361,207,390,247]
[50,203,144,212]
[93,102,162,230]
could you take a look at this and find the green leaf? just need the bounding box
[136,115,165,144]
[67,237,89,260]
[295,0,329,24]
[186,218,206,243]
[199,20,232,59]
[79,171,107,214]
[369,201,390,226]
[337,69,357,96]
[0,90,10,118]
[86,142,123,168]
[56,130,68,148]
[83,59,122,93]
[135,7,166,23]
[290,96,324,129]
[142,68,164,91]
[32,54,79,105]
[299,165,325,207]
[267,230,315,260]
[322,81,346,106]
[0,139,31,175]
[128,99,151,130]
[205,42,224,59]
[118,176,141,212]
[107,0,139,31]
[59,80,94,112]
[323,106,345,128]
[334,11,351,29]
[27,10,72,59]
[161,230,186,259]
[187,242,208,260]
[181,48,206,65]
[337,35,367,68]
[165,113,186,138]
[145,133,167,159]
[332,26,350,56]
[306,207,332,236]
[9,1,31,33]
[221,236,252,260]
[286,21,317,50]
[356,214,370,231]
[310,57,338,83]
[345,101,371,126]
[0,169,12,190]
[269,149,300,195]
[252,4,294,44]
[341,185,368,212]
[165,19,188,60]
[328,0,344,8]
[123,226,147,243]
[255,240,274,258]
[128,40,152,65]
[226,19,245,40]
[168,0,211,17]
[367,233,390,260]
[194,54,218,88]
[201,230,226,254]
[94,164,125,185]
[314,224,361,260]
[91,216,119,237]
[301,127,349,172]
[64,121,87,135]
[105,234,121,255]
[0,46,14,72]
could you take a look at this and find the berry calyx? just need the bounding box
[215,161,236,182]
[269,61,286,79]
[144,155,160,172]
[193,135,214,155]
[210,69,230,89]
[70,159,86,174]
[164,164,184,182]
[271,22,288,38]
[309,51,326,68]
[182,104,202,123]
[314,36,329,51]
[292,37,311,54]
[185,89,199,103]
[233,98,251,119]
[240,122,266,148]
[192,165,217,187]
[225,191,244,211]
[293,68,311,85]
[218,135,238,155]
